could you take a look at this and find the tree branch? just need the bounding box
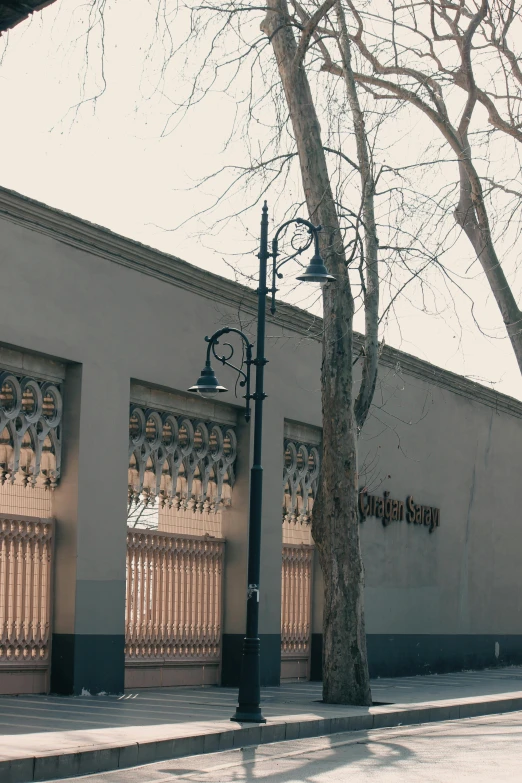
[294,0,337,68]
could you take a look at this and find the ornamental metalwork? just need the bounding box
[128,405,237,513]
[281,544,313,658]
[0,372,62,489]
[125,529,224,663]
[0,516,54,666]
[283,439,320,525]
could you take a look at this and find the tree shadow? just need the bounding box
[157,716,522,783]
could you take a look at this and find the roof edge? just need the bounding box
[0,1,56,33]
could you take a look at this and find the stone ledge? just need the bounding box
[0,186,521,418]
[2,692,522,782]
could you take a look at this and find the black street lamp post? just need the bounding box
[188,202,334,723]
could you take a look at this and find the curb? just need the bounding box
[3,694,522,782]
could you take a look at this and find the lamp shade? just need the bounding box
[188,363,228,396]
[295,253,336,284]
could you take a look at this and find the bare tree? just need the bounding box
[127,495,159,529]
[317,0,522,373]
[33,0,466,704]
[117,0,395,704]
[84,0,467,704]
[162,0,382,704]
[259,0,377,705]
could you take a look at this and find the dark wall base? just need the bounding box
[310,634,522,681]
[310,633,323,681]
[222,634,281,687]
[51,633,125,695]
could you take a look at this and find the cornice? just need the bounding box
[1,186,521,419]
[0,345,66,383]
[0,186,319,338]
[376,343,522,419]
[130,382,239,426]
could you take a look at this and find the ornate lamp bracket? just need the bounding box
[205,327,254,422]
[270,218,323,314]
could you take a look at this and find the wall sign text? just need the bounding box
[358,491,440,533]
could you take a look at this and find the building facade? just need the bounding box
[0,186,521,696]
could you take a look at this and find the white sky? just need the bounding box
[1,1,521,400]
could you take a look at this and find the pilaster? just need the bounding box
[50,363,129,695]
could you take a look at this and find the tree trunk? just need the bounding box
[262,0,372,705]
[336,0,379,430]
[454,159,522,374]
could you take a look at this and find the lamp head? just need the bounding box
[188,363,228,397]
[295,252,336,285]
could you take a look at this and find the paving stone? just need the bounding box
[330,714,373,734]
[135,741,158,767]
[217,731,235,752]
[202,732,222,754]
[284,721,300,741]
[169,735,206,760]
[233,725,263,748]
[118,743,139,769]
[372,710,405,729]
[0,757,35,783]
[77,748,120,776]
[428,704,460,723]
[458,699,510,719]
[259,722,286,745]
[33,752,80,782]
[298,718,332,739]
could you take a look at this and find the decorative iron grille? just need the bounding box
[128,407,237,514]
[283,439,320,525]
[0,371,62,490]
[281,544,314,658]
[125,529,224,663]
[0,515,54,667]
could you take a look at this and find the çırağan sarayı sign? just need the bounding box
[358,490,440,533]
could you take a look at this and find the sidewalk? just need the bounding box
[3,667,522,783]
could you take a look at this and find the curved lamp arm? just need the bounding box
[269,218,322,315]
[205,327,254,422]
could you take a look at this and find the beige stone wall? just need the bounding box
[357,367,522,637]
[0,184,521,686]
[0,482,52,518]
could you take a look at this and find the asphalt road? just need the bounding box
[57,711,522,782]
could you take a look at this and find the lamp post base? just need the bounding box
[230,636,266,723]
[231,709,266,723]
